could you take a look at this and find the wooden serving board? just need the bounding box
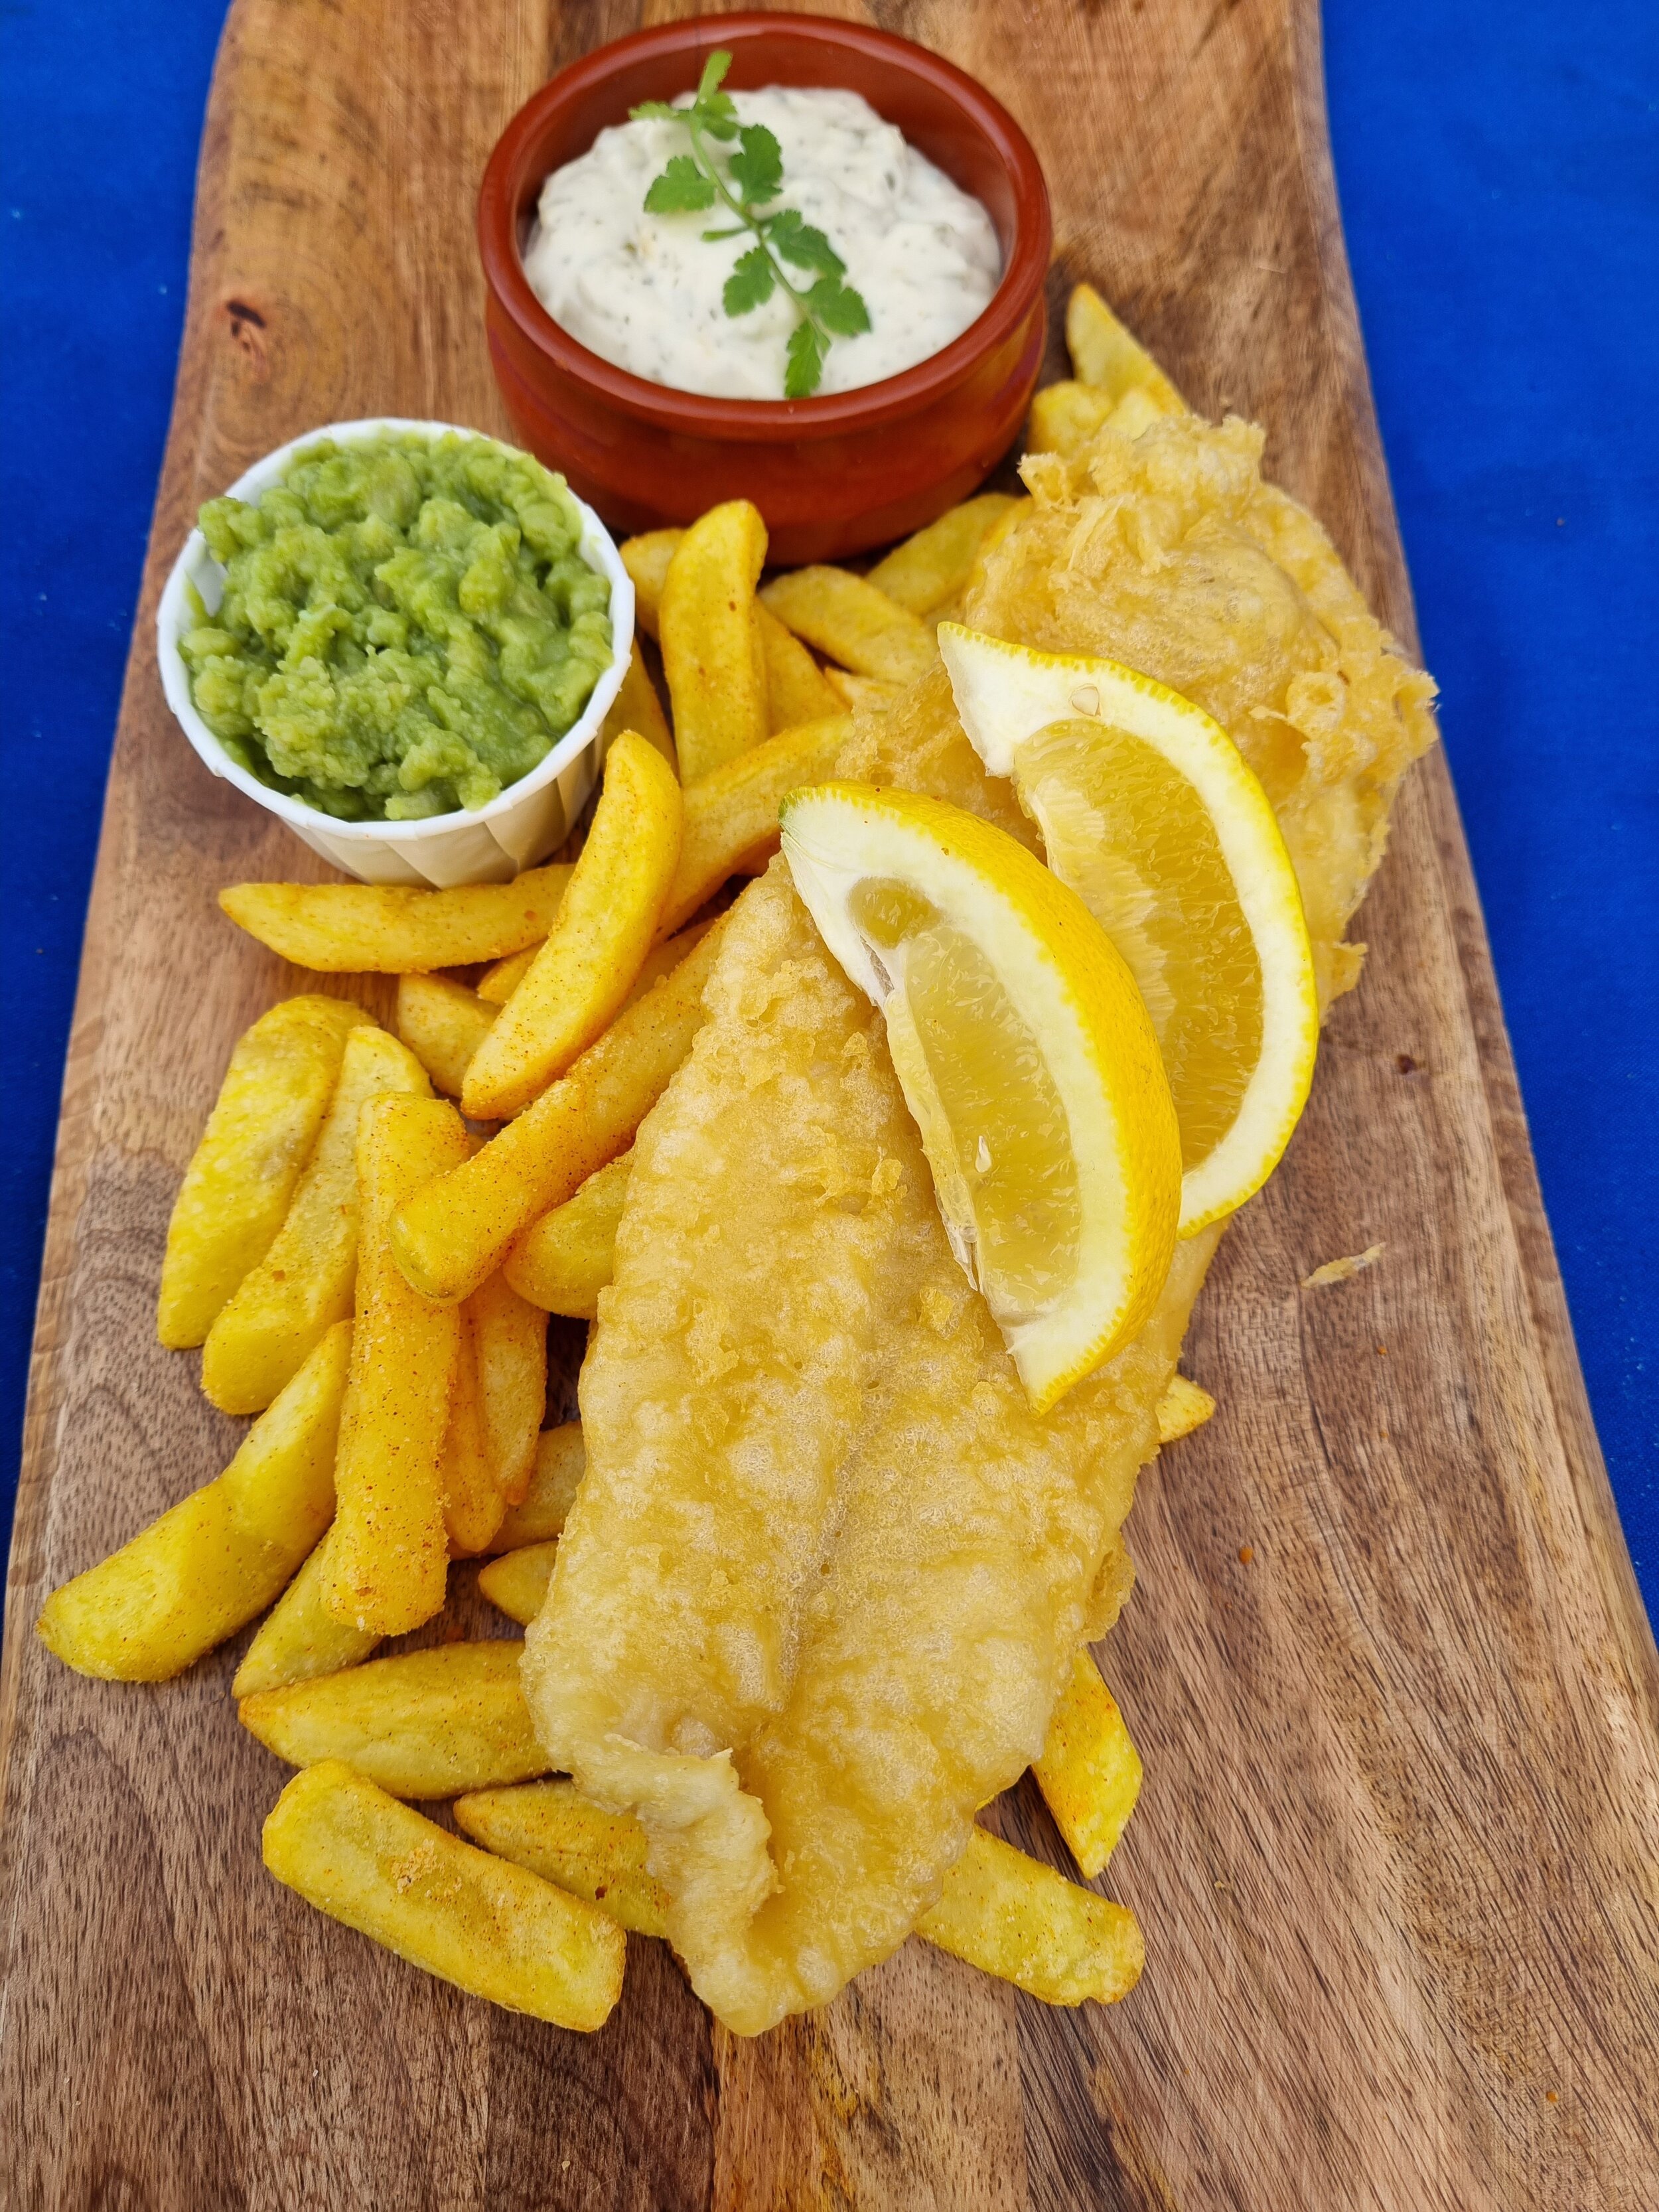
[3,3,1656,2205]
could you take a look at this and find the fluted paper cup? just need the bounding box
[157,417,636,886]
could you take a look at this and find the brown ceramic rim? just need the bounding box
[477,12,1052,443]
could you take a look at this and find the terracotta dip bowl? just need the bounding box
[477,11,1052,564]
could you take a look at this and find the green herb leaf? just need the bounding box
[723,246,777,317]
[644,155,717,215]
[766,209,845,277]
[694,50,739,137]
[728,123,783,208]
[629,99,685,122]
[806,277,872,338]
[784,319,827,399]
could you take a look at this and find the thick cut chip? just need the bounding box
[822,668,904,715]
[159,995,370,1348]
[323,1096,469,1634]
[480,912,715,1013]
[37,1322,351,1682]
[760,567,936,687]
[757,605,843,729]
[1064,281,1187,412]
[455,1780,672,1941]
[477,1540,559,1627]
[658,716,851,939]
[660,502,770,780]
[619,529,681,640]
[940,625,1320,1233]
[915,1826,1143,2006]
[602,638,675,770]
[440,1303,502,1555]
[396,975,494,1099]
[782,784,1181,1410]
[392,922,724,1303]
[865,495,1021,619]
[202,1027,431,1414]
[506,1151,631,1318]
[262,1760,624,2030]
[241,1641,549,1797]
[1156,1372,1215,1442]
[1032,1649,1143,1878]
[470,1271,547,1507]
[463,733,683,1120]
[489,1423,585,1552]
[219,867,571,973]
[232,1529,383,1698]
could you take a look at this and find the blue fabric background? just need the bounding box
[3,3,1654,1615]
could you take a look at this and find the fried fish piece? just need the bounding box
[523,403,1437,2036]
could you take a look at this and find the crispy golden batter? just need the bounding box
[523,408,1437,2035]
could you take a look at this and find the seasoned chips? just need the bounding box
[461,733,683,1120]
[262,1761,624,2030]
[158,995,369,1349]
[37,1322,352,1682]
[659,500,770,780]
[220,865,571,973]
[323,1096,470,1635]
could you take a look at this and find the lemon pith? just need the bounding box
[780,782,1181,1412]
[938,625,1320,1235]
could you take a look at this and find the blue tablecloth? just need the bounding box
[3,2,1654,1615]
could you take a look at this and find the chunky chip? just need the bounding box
[232,1530,384,1699]
[759,565,936,686]
[618,528,681,640]
[453,1779,672,1941]
[218,865,571,973]
[440,1303,503,1555]
[470,1271,547,1507]
[602,638,676,769]
[488,1423,585,1553]
[396,974,495,1100]
[476,1540,559,1627]
[202,1026,431,1414]
[323,1096,470,1635]
[1033,1650,1144,1878]
[821,668,904,715]
[261,1760,624,2029]
[1065,280,1187,412]
[758,605,843,729]
[656,717,851,939]
[392,923,725,1303]
[659,500,770,781]
[865,494,1021,619]
[36,1322,352,1682]
[241,1641,549,1798]
[462,733,683,1120]
[159,995,370,1349]
[506,1151,631,1318]
[915,1827,1143,2006]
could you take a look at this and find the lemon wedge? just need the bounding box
[938,625,1319,1236]
[781,783,1181,1412]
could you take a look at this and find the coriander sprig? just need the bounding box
[632,50,870,399]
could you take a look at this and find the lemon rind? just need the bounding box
[938,625,1319,1234]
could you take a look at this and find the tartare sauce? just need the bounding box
[523,86,1002,400]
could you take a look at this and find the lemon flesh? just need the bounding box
[782,784,1180,1412]
[939,625,1319,1234]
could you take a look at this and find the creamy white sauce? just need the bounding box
[524,86,1002,400]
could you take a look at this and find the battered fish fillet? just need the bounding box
[522,410,1437,2035]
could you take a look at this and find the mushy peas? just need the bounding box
[180,433,613,822]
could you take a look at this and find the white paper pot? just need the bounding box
[156,417,636,886]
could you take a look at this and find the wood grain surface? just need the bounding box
[3,3,1656,2207]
